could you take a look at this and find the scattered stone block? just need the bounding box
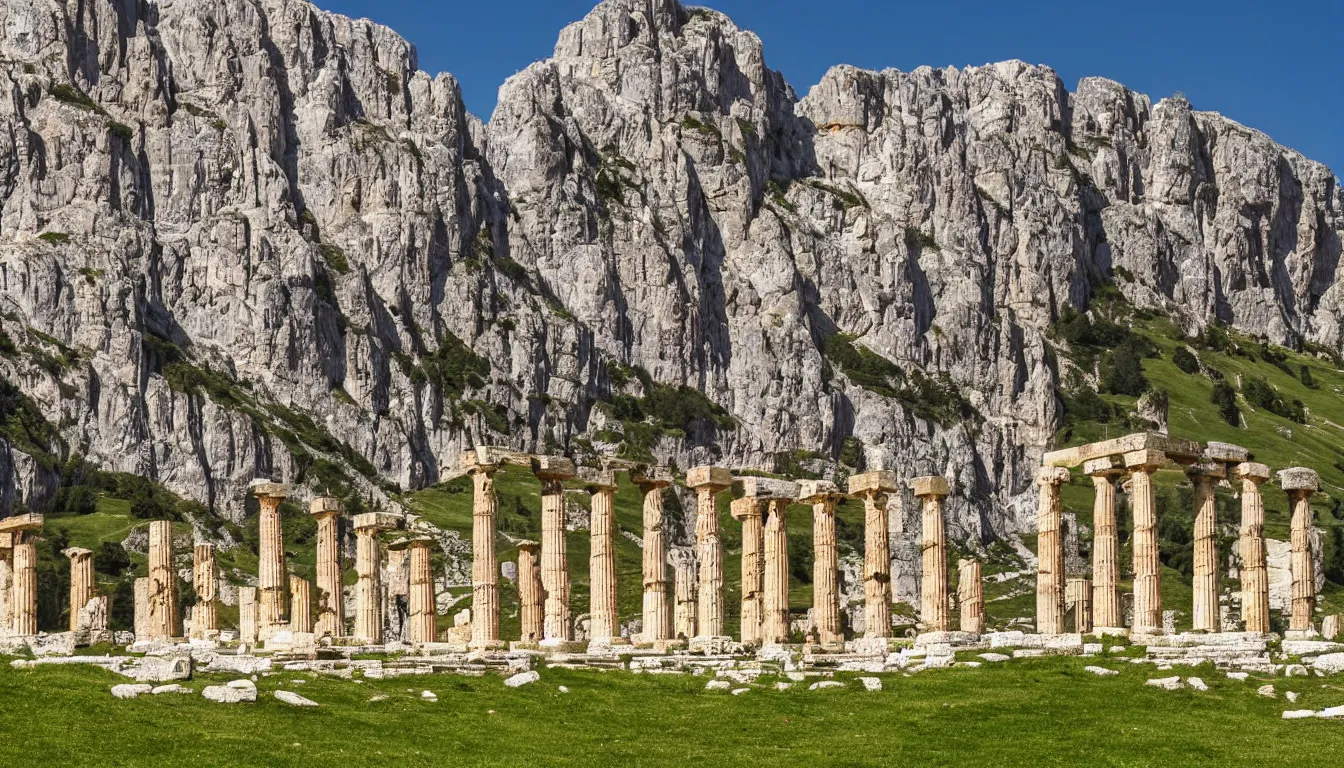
[202,682,256,703]
[1312,653,1344,674]
[1085,666,1118,677]
[808,681,845,690]
[705,680,731,691]
[1145,677,1183,690]
[558,686,569,694]
[1012,649,1045,658]
[1282,710,1316,719]
[730,688,749,696]
[1286,691,1299,703]
[420,691,437,701]
[859,677,882,691]
[504,671,540,688]
[1226,671,1249,681]
[112,684,152,699]
[151,684,190,695]
[1318,705,1344,718]
[1285,664,1309,677]
[119,655,192,683]
[1186,677,1208,691]
[773,682,793,691]
[978,653,1010,663]
[1257,684,1276,698]
[275,691,319,707]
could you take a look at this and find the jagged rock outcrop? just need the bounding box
[0,0,1338,548]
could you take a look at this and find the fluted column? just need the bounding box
[584,470,619,644]
[731,498,764,646]
[761,499,790,645]
[133,577,149,639]
[192,543,218,637]
[635,468,673,644]
[1235,463,1271,633]
[1067,578,1093,633]
[1125,450,1164,633]
[672,550,698,639]
[0,550,12,635]
[534,457,576,645]
[914,476,951,633]
[398,538,436,645]
[958,559,983,634]
[238,586,258,644]
[801,481,843,647]
[289,576,312,634]
[849,471,897,640]
[309,497,344,638]
[11,531,37,636]
[688,466,732,639]
[1036,467,1070,634]
[64,548,94,632]
[252,483,289,640]
[1189,463,1223,632]
[1084,458,1123,629]
[353,514,385,644]
[517,541,543,643]
[147,520,178,640]
[464,456,501,648]
[1280,468,1320,633]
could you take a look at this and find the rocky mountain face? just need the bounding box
[0,0,1339,546]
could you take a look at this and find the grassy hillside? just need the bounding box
[2,656,1341,767]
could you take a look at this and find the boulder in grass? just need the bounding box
[111,684,152,699]
[504,671,540,688]
[1145,677,1183,690]
[275,691,319,707]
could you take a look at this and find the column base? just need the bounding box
[688,635,736,654]
[1284,629,1321,641]
[847,636,895,655]
[1092,626,1130,637]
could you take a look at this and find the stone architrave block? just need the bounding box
[847,471,897,496]
[911,476,950,498]
[736,477,799,500]
[1278,468,1319,492]
[687,466,733,490]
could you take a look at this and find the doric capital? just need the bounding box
[250,481,290,500]
[686,465,733,492]
[631,465,674,489]
[309,496,343,517]
[461,446,530,471]
[577,467,618,492]
[388,536,434,551]
[797,479,842,504]
[1035,466,1071,487]
[911,475,950,499]
[1203,441,1250,464]
[0,513,44,533]
[531,455,577,481]
[729,497,760,521]
[1278,467,1319,494]
[1234,462,1271,483]
[1185,461,1226,481]
[1122,449,1166,471]
[1082,456,1123,478]
[516,540,540,553]
[62,547,93,559]
[736,476,799,500]
[847,470,897,496]
[353,512,402,532]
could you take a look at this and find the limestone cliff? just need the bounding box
[0,0,1338,546]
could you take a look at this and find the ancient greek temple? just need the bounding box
[0,432,1334,653]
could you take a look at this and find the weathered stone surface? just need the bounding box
[275,691,319,707]
[117,655,192,683]
[1278,468,1320,492]
[203,681,257,704]
[1085,666,1118,676]
[111,684,152,699]
[504,671,540,688]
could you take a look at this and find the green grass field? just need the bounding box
[2,655,1340,767]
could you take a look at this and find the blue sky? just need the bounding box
[321,0,1343,175]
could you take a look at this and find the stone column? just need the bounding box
[731,497,764,647]
[309,496,345,638]
[800,480,843,648]
[1235,463,1271,633]
[1280,468,1320,633]
[672,550,698,640]
[353,513,389,644]
[688,466,733,639]
[1066,578,1093,633]
[534,456,576,645]
[394,537,436,645]
[761,498,791,645]
[147,519,178,640]
[913,476,951,633]
[517,541,543,643]
[64,547,94,632]
[192,543,218,637]
[1036,467,1070,635]
[958,559,984,634]
[8,523,40,637]
[582,469,620,644]
[462,452,502,648]
[634,467,674,645]
[0,546,11,636]
[238,586,258,644]
[1188,463,1224,632]
[289,576,312,634]
[133,577,149,639]
[849,471,897,640]
[252,482,289,641]
[1084,458,1123,630]
[1125,450,1165,634]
